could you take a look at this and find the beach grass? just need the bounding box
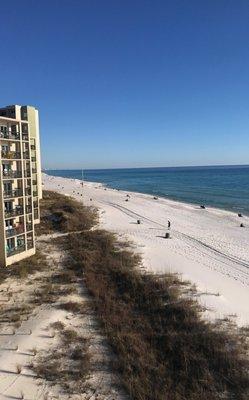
[36,190,98,235]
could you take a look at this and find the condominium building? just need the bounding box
[0,105,42,266]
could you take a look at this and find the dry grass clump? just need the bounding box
[31,327,91,393]
[32,283,57,305]
[50,321,65,331]
[62,230,249,400]
[36,190,98,235]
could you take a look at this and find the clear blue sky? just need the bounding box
[0,0,249,169]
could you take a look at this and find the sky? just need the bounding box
[0,0,249,169]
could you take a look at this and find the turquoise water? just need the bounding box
[45,166,249,215]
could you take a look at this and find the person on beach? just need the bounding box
[168,220,171,229]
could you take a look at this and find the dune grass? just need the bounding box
[36,190,98,235]
[60,230,249,400]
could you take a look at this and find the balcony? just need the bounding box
[23,151,30,159]
[2,170,22,179]
[0,132,20,141]
[5,207,24,218]
[7,245,26,257]
[34,209,39,220]
[3,189,23,198]
[22,133,29,141]
[1,151,21,160]
[31,157,36,162]
[31,145,36,150]
[25,188,32,196]
[6,227,25,238]
[32,168,37,173]
[26,223,33,232]
[33,191,38,197]
[26,205,32,214]
[33,201,38,208]
[24,170,31,178]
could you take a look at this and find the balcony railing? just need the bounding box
[1,151,21,159]
[6,227,25,238]
[3,189,23,198]
[2,170,22,179]
[0,132,20,141]
[5,207,24,218]
[7,245,26,257]
[26,223,33,232]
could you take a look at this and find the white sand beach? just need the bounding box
[43,173,249,327]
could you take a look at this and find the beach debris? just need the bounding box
[165,232,171,239]
[137,219,141,224]
[126,194,130,198]
[200,205,206,209]
[238,213,243,217]
[153,196,158,200]
[240,223,245,228]
[125,198,129,202]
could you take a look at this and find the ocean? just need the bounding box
[45,165,249,215]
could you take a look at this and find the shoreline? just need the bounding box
[45,172,249,217]
[43,173,249,327]
[68,175,247,220]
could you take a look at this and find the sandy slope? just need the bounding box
[43,173,249,326]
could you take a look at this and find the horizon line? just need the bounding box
[42,163,249,171]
